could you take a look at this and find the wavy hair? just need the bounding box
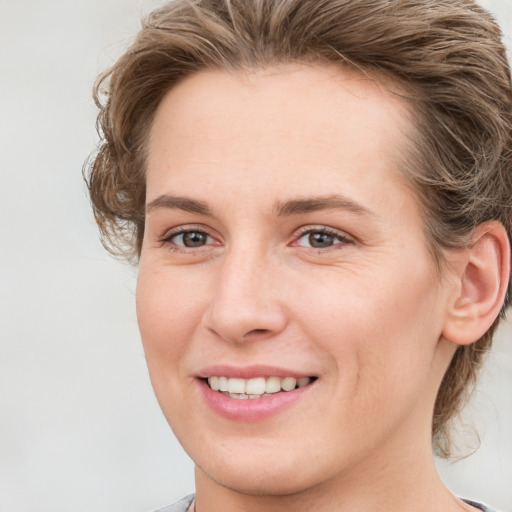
[84,0,512,457]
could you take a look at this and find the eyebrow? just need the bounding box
[146,195,212,215]
[273,195,376,218]
[146,193,376,219]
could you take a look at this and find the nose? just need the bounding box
[204,247,288,344]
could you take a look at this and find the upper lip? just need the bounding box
[197,365,316,379]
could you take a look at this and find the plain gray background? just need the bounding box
[1,1,511,511]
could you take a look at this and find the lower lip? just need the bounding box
[198,379,315,422]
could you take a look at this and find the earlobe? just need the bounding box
[442,221,510,346]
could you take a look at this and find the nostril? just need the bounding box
[245,328,269,336]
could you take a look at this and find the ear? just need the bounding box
[442,221,510,346]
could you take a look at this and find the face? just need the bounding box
[137,64,456,496]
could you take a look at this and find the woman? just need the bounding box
[85,1,512,511]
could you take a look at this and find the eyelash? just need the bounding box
[159,225,353,253]
[292,226,353,251]
[159,226,218,253]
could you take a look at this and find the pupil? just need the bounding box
[309,232,334,248]
[183,231,207,247]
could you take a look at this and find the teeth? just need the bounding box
[229,393,273,400]
[281,377,297,391]
[265,376,281,394]
[246,377,266,395]
[209,376,220,391]
[207,376,312,396]
[297,377,310,388]
[227,378,246,394]
[229,393,248,399]
[219,376,229,392]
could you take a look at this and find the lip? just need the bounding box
[196,366,317,422]
[197,364,313,380]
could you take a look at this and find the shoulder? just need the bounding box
[151,494,194,512]
[462,499,501,512]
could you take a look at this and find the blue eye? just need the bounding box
[296,229,350,249]
[170,230,211,247]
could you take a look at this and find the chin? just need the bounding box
[187,432,348,499]
[197,458,323,497]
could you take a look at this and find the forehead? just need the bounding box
[146,63,416,215]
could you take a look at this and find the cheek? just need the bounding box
[136,263,212,427]
[292,264,443,397]
[136,264,206,369]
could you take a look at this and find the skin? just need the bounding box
[137,64,482,512]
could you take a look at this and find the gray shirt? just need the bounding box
[152,495,499,512]
[153,494,194,512]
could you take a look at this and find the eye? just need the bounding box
[164,229,213,248]
[295,227,352,249]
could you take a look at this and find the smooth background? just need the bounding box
[1,1,511,511]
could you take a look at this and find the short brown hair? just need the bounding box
[85,0,512,457]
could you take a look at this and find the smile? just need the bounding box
[206,376,315,399]
[198,366,319,421]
